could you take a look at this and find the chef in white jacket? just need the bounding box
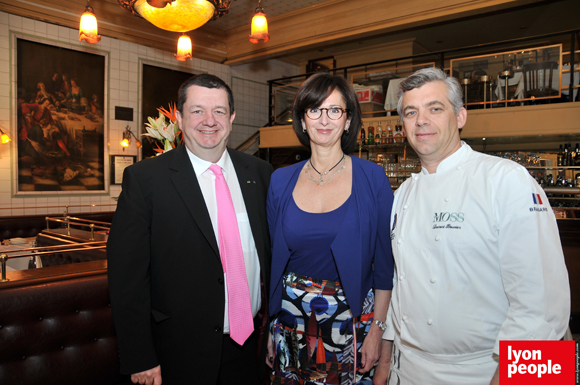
[374,67,570,385]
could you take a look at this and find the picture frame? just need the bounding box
[13,36,108,195]
[110,155,136,185]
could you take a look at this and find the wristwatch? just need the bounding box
[374,319,387,332]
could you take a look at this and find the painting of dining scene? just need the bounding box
[16,38,106,193]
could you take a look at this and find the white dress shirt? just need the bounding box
[384,142,569,374]
[186,147,261,333]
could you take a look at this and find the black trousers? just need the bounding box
[216,331,261,385]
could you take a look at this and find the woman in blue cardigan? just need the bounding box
[266,73,394,385]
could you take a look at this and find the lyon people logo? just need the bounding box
[499,340,576,384]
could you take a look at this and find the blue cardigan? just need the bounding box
[267,156,394,317]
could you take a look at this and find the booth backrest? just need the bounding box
[0,261,131,385]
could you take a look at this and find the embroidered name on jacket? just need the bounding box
[432,212,464,230]
[433,212,464,222]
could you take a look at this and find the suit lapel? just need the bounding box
[169,146,220,259]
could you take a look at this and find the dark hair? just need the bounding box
[292,72,361,154]
[177,74,234,115]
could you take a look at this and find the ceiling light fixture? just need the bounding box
[175,34,193,61]
[79,0,101,44]
[117,0,234,32]
[249,0,269,44]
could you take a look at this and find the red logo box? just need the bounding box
[499,340,575,384]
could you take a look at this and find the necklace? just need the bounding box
[309,154,345,176]
[305,155,347,185]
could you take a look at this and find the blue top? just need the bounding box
[284,195,351,281]
[268,156,395,317]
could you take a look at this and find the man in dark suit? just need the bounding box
[107,74,273,385]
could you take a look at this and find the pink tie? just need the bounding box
[209,164,254,345]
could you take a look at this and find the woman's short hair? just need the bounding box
[292,72,361,154]
[396,67,464,120]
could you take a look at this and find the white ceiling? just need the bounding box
[209,0,327,31]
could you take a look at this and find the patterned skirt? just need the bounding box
[270,272,375,385]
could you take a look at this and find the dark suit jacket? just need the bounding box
[107,145,272,384]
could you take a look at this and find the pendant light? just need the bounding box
[249,0,269,44]
[175,34,193,61]
[79,0,101,44]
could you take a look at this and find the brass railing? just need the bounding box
[0,241,107,283]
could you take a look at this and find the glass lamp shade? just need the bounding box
[1,133,10,144]
[249,9,269,43]
[175,35,193,61]
[121,138,130,147]
[79,8,101,43]
[133,0,215,32]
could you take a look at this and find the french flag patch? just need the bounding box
[532,193,543,205]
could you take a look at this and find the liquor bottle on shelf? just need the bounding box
[387,121,394,144]
[367,122,374,145]
[360,123,366,146]
[380,122,387,144]
[394,121,403,143]
[575,143,580,166]
[567,142,573,166]
[395,120,404,142]
[377,121,383,144]
[557,144,564,167]
[563,143,568,167]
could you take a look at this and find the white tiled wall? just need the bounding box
[0,11,299,217]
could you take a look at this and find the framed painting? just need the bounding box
[14,37,107,194]
[141,63,193,158]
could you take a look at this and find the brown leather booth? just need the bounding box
[0,261,131,385]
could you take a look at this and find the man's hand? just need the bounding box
[373,340,392,385]
[131,365,162,385]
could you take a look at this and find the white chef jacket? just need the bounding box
[384,142,570,366]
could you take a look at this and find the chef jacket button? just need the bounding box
[399,275,405,281]
[397,239,402,244]
[435,236,441,241]
[413,176,418,181]
[403,315,408,322]
[430,278,436,283]
[403,205,408,210]
[457,166,462,170]
[444,197,450,202]
[214,326,222,332]
[427,319,433,325]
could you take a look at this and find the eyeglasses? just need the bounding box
[305,107,348,120]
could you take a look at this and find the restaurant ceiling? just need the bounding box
[210,0,328,31]
[0,0,576,65]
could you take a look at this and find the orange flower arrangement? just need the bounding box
[143,103,182,154]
